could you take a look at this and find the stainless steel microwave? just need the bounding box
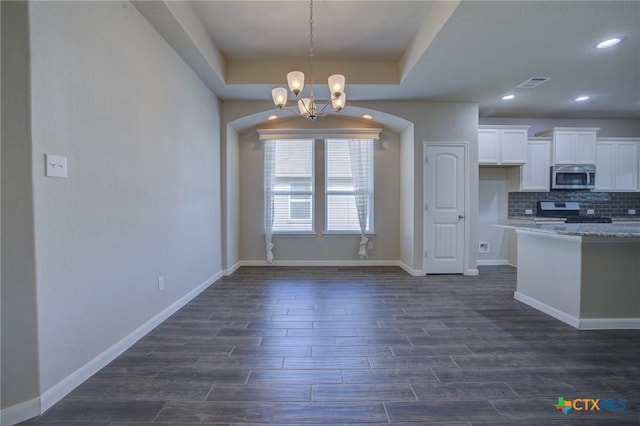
[551,165,596,190]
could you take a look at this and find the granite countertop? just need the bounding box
[495,221,640,238]
[508,216,640,222]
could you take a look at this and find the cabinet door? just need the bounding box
[522,140,551,190]
[554,132,575,164]
[615,142,638,191]
[478,129,499,164]
[574,131,597,164]
[595,142,616,190]
[500,129,527,164]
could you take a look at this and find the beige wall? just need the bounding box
[238,118,401,262]
[2,1,222,422]
[1,0,41,411]
[222,100,479,274]
[478,167,511,264]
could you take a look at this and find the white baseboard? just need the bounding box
[223,261,241,276]
[31,271,222,419]
[514,291,580,329]
[1,397,41,426]
[514,291,640,330]
[238,260,425,276]
[477,259,509,266]
[578,318,640,330]
[397,261,423,276]
[238,260,401,268]
[465,268,480,276]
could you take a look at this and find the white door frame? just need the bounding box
[423,142,471,275]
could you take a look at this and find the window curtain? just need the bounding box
[263,140,276,263]
[348,139,373,259]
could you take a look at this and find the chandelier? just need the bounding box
[271,0,346,120]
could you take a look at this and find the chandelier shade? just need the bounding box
[287,71,305,96]
[331,92,346,112]
[271,0,346,120]
[271,87,288,109]
[328,74,346,98]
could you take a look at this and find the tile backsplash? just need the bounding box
[508,191,640,218]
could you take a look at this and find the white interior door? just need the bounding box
[424,144,466,274]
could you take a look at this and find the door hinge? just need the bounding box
[425,250,428,257]
[425,156,428,163]
[425,203,428,210]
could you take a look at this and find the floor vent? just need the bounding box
[517,77,551,88]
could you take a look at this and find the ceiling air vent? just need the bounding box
[517,77,550,88]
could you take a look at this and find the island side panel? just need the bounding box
[515,230,582,326]
[580,240,640,326]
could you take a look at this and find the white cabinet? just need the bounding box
[521,139,552,191]
[478,126,529,165]
[537,127,599,165]
[595,138,639,191]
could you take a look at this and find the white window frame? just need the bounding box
[258,128,382,236]
[271,139,315,234]
[324,138,374,234]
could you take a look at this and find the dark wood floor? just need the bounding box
[19,266,639,425]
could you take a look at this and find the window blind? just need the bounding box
[325,139,373,232]
[271,139,314,232]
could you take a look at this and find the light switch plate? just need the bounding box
[45,154,68,178]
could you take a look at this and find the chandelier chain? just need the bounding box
[309,0,313,58]
[309,0,314,93]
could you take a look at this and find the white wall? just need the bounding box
[2,1,222,421]
[478,167,511,265]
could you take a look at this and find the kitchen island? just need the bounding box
[496,222,640,330]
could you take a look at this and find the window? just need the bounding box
[269,139,314,233]
[325,139,374,232]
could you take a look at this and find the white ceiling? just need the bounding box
[135,0,640,119]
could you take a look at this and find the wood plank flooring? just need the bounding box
[18,266,640,425]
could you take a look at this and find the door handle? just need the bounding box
[458,214,465,219]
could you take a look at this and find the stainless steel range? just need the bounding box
[536,201,612,223]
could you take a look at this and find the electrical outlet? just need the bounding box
[158,276,164,292]
[629,209,637,215]
[479,242,490,253]
[587,209,595,215]
[367,241,373,250]
[525,209,533,215]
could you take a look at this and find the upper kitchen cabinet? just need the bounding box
[595,138,639,192]
[507,138,552,192]
[478,125,530,165]
[537,127,600,165]
[521,138,552,191]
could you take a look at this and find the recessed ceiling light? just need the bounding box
[501,94,516,101]
[596,38,621,49]
[267,115,278,120]
[574,95,591,102]
[362,114,373,120]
